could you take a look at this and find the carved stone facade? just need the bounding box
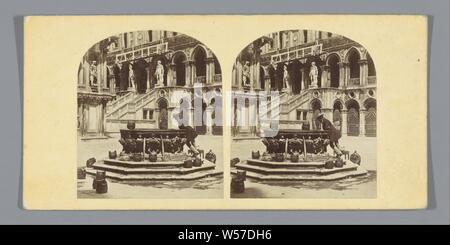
[78,31,223,139]
[232,30,377,138]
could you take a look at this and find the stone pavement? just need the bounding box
[230,136,377,198]
[231,171,376,198]
[231,136,377,170]
[77,135,223,199]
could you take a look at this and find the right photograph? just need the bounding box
[230,29,377,199]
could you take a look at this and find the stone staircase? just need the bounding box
[106,91,134,115]
[86,158,222,181]
[106,90,156,120]
[232,158,367,181]
[263,90,311,121]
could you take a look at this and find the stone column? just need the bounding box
[128,63,135,92]
[102,62,107,91]
[184,60,193,86]
[205,57,215,85]
[205,61,211,84]
[265,75,271,93]
[167,64,175,86]
[237,62,242,90]
[320,65,329,88]
[146,67,151,92]
[191,63,197,84]
[109,75,114,94]
[210,62,216,84]
[84,61,90,89]
[81,104,87,136]
[254,60,260,91]
[232,65,237,88]
[95,63,101,91]
[359,59,368,86]
[300,67,306,90]
[341,109,348,136]
[338,62,347,88]
[359,109,366,136]
[205,107,213,135]
[250,64,255,91]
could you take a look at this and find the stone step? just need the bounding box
[236,161,358,176]
[86,168,222,181]
[245,159,327,168]
[103,159,185,168]
[231,167,368,181]
[92,161,215,175]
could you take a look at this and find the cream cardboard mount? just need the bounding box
[23,15,427,210]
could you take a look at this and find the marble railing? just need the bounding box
[213,74,222,83]
[195,76,206,84]
[106,91,133,114]
[349,78,360,86]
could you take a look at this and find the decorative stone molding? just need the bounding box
[261,130,330,154]
[77,92,114,105]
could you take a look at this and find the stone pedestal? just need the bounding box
[231,129,368,181]
[85,128,222,181]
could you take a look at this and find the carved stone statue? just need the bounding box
[309,62,319,88]
[283,65,291,94]
[242,61,251,87]
[146,134,161,153]
[129,63,135,89]
[89,61,98,86]
[163,136,173,153]
[155,60,165,87]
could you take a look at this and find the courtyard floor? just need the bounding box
[230,136,377,199]
[77,135,224,199]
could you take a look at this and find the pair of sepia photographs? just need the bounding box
[23,16,427,209]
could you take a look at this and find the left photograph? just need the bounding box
[77,30,224,199]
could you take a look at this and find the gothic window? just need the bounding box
[367,54,376,76]
[148,31,153,42]
[348,49,361,79]
[328,55,340,88]
[123,33,128,48]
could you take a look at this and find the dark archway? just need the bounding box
[364,98,376,137]
[367,53,376,84]
[133,59,148,93]
[347,48,360,85]
[214,57,221,75]
[112,63,121,91]
[333,100,343,130]
[367,54,376,76]
[173,52,186,86]
[259,66,265,90]
[328,54,340,88]
[119,61,129,91]
[288,60,302,94]
[211,95,223,135]
[268,65,276,90]
[311,99,322,130]
[346,99,360,136]
[194,47,207,81]
[193,98,207,135]
[275,63,284,91]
